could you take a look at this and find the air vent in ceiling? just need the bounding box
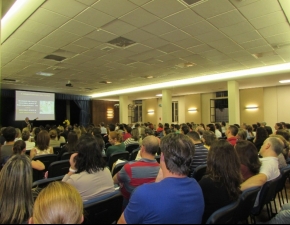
[108,36,136,48]
[3,78,17,82]
[180,0,207,6]
[44,54,66,62]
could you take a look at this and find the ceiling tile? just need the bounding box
[140,37,169,48]
[122,29,155,43]
[191,0,235,19]
[238,0,281,20]
[220,21,255,37]
[59,20,96,36]
[72,37,102,48]
[128,0,152,6]
[61,44,88,54]
[258,22,290,38]
[229,0,260,8]
[230,30,262,43]
[2,38,34,54]
[75,0,97,6]
[101,20,136,36]
[265,32,290,46]
[19,20,56,36]
[260,55,284,65]
[9,29,45,43]
[182,20,216,36]
[239,38,269,49]
[74,8,115,28]
[188,44,213,53]
[195,30,227,43]
[142,0,186,18]
[126,44,152,53]
[29,44,58,54]
[164,9,203,28]
[141,20,176,36]
[170,50,193,58]
[247,45,274,54]
[42,0,88,17]
[198,49,224,57]
[158,44,182,53]
[160,30,191,42]
[208,10,246,29]
[64,54,95,65]
[28,8,70,28]
[92,0,138,18]
[207,38,238,49]
[155,54,176,62]
[174,37,202,48]
[119,8,159,28]
[218,45,244,54]
[249,11,287,30]
[85,29,118,42]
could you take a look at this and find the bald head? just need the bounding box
[142,136,160,156]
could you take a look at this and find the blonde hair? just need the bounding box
[32,181,83,224]
[109,131,122,143]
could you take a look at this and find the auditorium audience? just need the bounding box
[201,130,216,150]
[22,130,35,150]
[214,123,222,138]
[253,127,269,151]
[62,135,114,201]
[237,128,248,141]
[0,126,16,168]
[31,130,54,157]
[199,140,242,223]
[106,131,126,158]
[0,154,33,224]
[123,125,132,141]
[60,131,78,156]
[270,134,288,169]
[29,181,83,224]
[48,129,60,148]
[123,128,141,147]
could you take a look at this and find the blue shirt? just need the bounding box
[124,177,204,224]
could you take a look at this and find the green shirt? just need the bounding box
[106,142,126,158]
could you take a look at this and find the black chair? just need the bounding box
[108,151,129,171]
[60,142,66,148]
[128,148,139,161]
[155,155,160,164]
[61,152,73,160]
[111,161,128,177]
[32,154,58,171]
[235,186,261,223]
[206,200,240,224]
[47,160,70,178]
[251,175,281,221]
[25,150,31,156]
[53,147,62,160]
[83,191,123,224]
[32,175,64,189]
[125,144,140,154]
[275,165,290,207]
[192,164,207,182]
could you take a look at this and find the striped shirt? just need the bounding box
[117,158,160,201]
[189,143,208,177]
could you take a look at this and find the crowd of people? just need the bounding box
[0,119,289,224]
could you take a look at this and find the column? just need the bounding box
[227,81,240,125]
[162,89,172,124]
[119,95,128,124]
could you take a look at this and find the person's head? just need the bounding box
[3,126,16,142]
[259,137,284,157]
[221,121,226,127]
[22,130,31,141]
[160,133,195,176]
[207,140,242,200]
[255,127,269,145]
[36,130,50,150]
[226,125,238,137]
[0,154,33,224]
[108,124,116,132]
[141,136,159,156]
[49,129,57,140]
[252,124,258,131]
[187,131,201,143]
[237,128,247,141]
[101,122,105,127]
[131,128,139,141]
[74,135,105,173]
[275,123,283,130]
[94,134,105,151]
[206,124,215,133]
[246,125,253,134]
[276,129,290,142]
[260,122,266,127]
[235,140,261,178]
[270,134,289,160]
[158,123,163,129]
[163,128,171,136]
[181,125,190,135]
[202,131,216,147]
[15,128,21,138]
[92,127,101,136]
[109,131,122,145]
[30,181,83,224]
[164,123,169,129]
[196,126,204,136]
[144,128,153,136]
[66,131,78,153]
[215,123,221,131]
[135,123,140,128]
[124,126,132,134]
[25,117,29,122]
[13,140,26,155]
[174,124,180,131]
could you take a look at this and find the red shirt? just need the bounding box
[227,137,237,146]
[123,133,131,141]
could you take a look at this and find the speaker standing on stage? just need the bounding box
[23,117,38,131]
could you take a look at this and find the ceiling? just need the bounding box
[1,0,290,101]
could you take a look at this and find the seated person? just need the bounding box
[62,135,115,201]
[22,130,35,150]
[123,128,140,147]
[264,203,290,224]
[199,140,242,223]
[201,130,216,150]
[106,131,126,159]
[29,181,83,224]
[235,140,261,181]
[31,130,54,156]
[113,136,160,208]
[0,127,16,168]
[48,130,60,148]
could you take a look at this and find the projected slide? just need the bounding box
[15,90,55,121]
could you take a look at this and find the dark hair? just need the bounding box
[66,131,78,153]
[234,124,240,128]
[92,127,101,136]
[206,124,215,133]
[215,123,222,132]
[74,135,105,173]
[145,128,153,135]
[221,121,226,126]
[202,131,216,146]
[252,124,258,132]
[228,125,238,136]
[181,125,190,135]
[94,134,105,151]
[207,140,242,200]
[160,133,194,176]
[235,141,261,176]
[164,123,169,129]
[276,123,283,130]
[125,126,132,134]
[164,128,171,135]
[187,131,200,141]
[108,124,115,132]
[255,127,268,146]
[36,130,50,150]
[33,128,41,142]
[174,124,180,130]
[13,140,26,154]
[276,129,290,142]
[3,127,16,142]
[21,130,30,141]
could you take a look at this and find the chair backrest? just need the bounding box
[235,186,261,222]
[60,142,66,148]
[128,148,139,161]
[47,160,70,178]
[108,151,129,171]
[25,150,31,156]
[251,175,281,216]
[193,164,207,182]
[111,161,128,177]
[53,147,62,159]
[125,144,140,154]
[61,152,73,160]
[83,191,123,224]
[32,175,64,189]
[206,200,240,224]
[33,154,58,170]
[276,165,290,193]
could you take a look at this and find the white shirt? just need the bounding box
[215,130,222,138]
[25,141,35,150]
[101,126,107,134]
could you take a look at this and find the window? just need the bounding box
[172,101,178,123]
[133,100,142,123]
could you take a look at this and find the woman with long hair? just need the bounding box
[61,131,78,155]
[253,127,269,151]
[0,154,34,224]
[235,140,261,181]
[31,130,54,157]
[199,140,242,223]
[62,135,114,201]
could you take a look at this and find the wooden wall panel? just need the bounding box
[91,100,119,126]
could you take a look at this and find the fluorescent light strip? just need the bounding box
[91,63,290,98]
[279,80,290,83]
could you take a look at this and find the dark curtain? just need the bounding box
[74,100,91,127]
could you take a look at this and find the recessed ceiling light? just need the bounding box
[99,81,112,84]
[141,76,154,79]
[156,94,162,97]
[279,80,290,83]
[36,72,54,76]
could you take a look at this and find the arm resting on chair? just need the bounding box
[31,160,45,171]
[240,173,267,191]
